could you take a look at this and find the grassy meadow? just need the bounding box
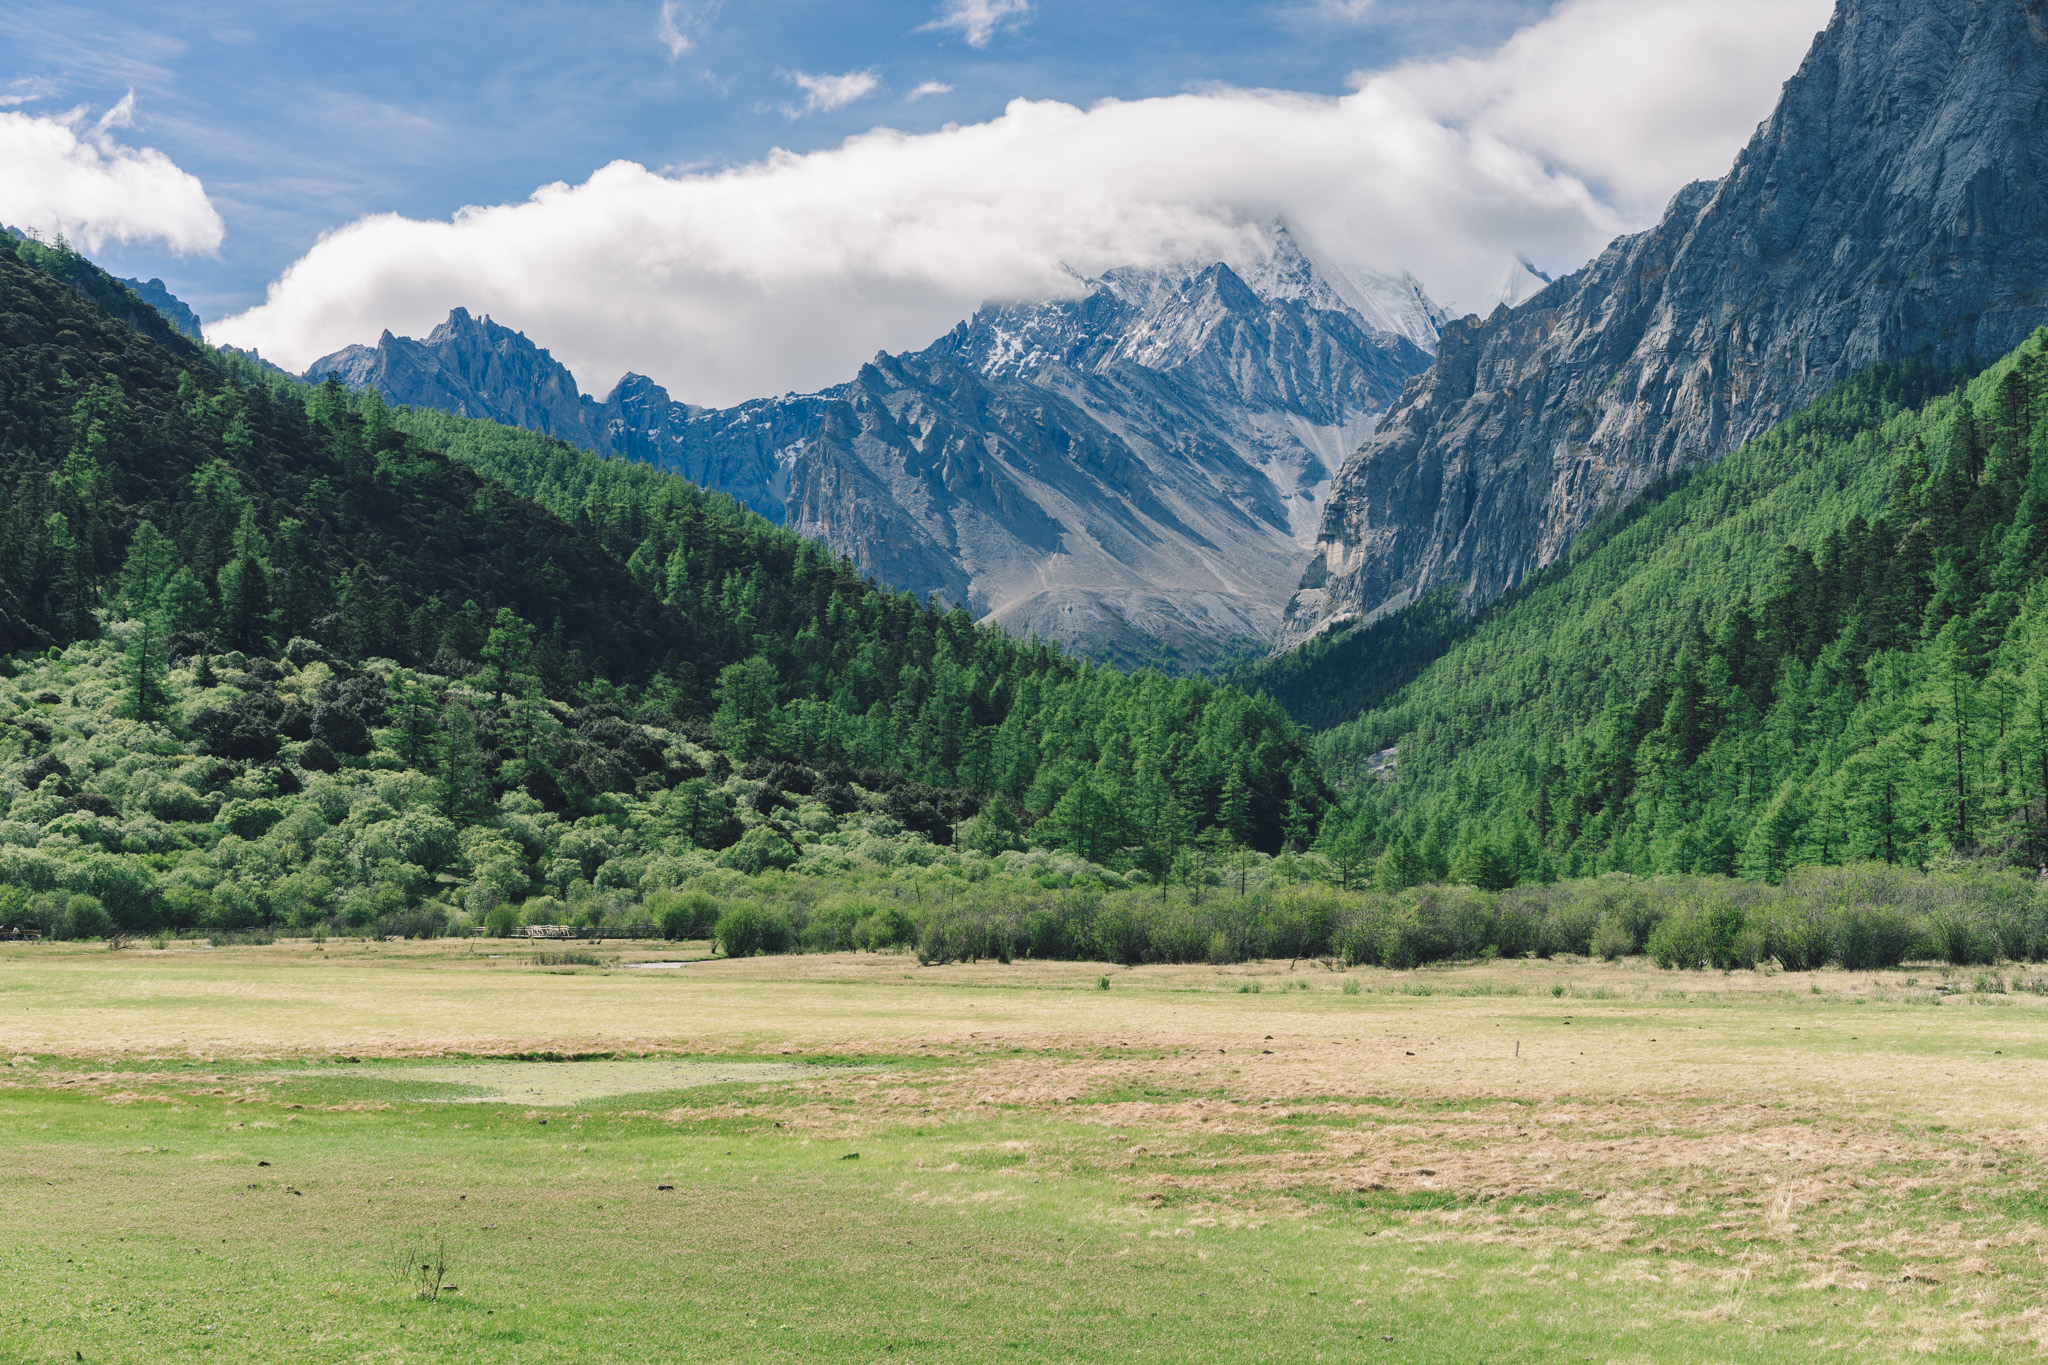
[4,942,2048,1361]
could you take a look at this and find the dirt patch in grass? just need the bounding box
[13,946,2048,1358]
[359,1059,865,1106]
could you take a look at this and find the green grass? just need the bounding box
[6,945,2048,1360]
[0,1070,1960,1364]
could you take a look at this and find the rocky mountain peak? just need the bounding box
[1280,0,2048,648]
[304,233,1440,670]
[952,220,1442,386]
[115,276,204,342]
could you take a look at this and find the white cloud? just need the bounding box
[1391,0,1828,211]
[0,97,223,253]
[906,81,954,102]
[0,78,59,108]
[787,69,882,118]
[657,0,719,58]
[212,0,1830,408]
[920,0,1031,49]
[1308,0,1377,21]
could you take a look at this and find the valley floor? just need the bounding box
[3,945,2046,1361]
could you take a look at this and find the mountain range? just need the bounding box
[1280,0,2048,646]
[304,225,1441,669]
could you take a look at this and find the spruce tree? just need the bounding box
[481,607,534,706]
[122,612,170,725]
[434,701,488,820]
[116,523,178,618]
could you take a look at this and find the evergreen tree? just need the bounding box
[159,566,213,636]
[116,522,179,618]
[215,507,275,653]
[387,670,441,770]
[1040,781,1129,865]
[121,612,170,725]
[434,701,488,820]
[712,655,780,759]
[1926,617,1981,849]
[481,607,534,705]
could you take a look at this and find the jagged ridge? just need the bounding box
[1282,0,2048,647]
[308,225,1438,670]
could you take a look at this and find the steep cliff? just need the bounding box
[115,277,204,342]
[1281,0,2048,646]
[310,225,1438,669]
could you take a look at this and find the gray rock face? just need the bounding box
[308,308,604,447]
[310,227,1438,669]
[1281,0,2048,646]
[116,277,203,342]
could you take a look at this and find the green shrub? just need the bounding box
[56,893,112,940]
[716,827,801,875]
[1647,906,1714,970]
[851,903,916,951]
[1753,897,1829,971]
[714,903,790,958]
[649,890,721,940]
[1093,902,1145,966]
[216,799,285,841]
[1590,915,1634,961]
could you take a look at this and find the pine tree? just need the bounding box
[434,701,488,820]
[121,612,170,725]
[116,523,179,619]
[1375,831,1431,891]
[481,607,534,706]
[1743,778,1807,883]
[1217,770,1253,845]
[712,655,780,759]
[387,670,441,770]
[215,506,275,653]
[1041,781,1129,866]
[159,566,213,636]
[1926,617,1982,849]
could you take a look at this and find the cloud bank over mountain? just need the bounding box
[213,0,1828,407]
[0,99,224,255]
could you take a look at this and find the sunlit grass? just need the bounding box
[4,943,2046,1360]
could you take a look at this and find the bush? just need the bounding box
[380,904,449,939]
[483,903,521,938]
[1093,902,1145,966]
[1647,905,1715,970]
[1591,914,1634,961]
[650,890,721,940]
[216,799,285,841]
[1835,900,1928,969]
[714,903,790,958]
[55,893,112,940]
[852,903,916,951]
[1752,896,1828,971]
[716,827,801,875]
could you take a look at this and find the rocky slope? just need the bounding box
[115,277,204,341]
[1281,0,2048,646]
[308,226,1438,669]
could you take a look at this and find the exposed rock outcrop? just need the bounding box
[1282,0,2048,645]
[116,277,204,342]
[310,225,1440,668]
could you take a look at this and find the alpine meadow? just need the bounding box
[9,0,2048,1360]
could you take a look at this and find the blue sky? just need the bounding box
[0,0,1832,403]
[2,0,1555,321]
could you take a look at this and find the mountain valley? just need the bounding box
[306,226,1441,669]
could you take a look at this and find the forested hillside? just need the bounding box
[1299,336,2048,886]
[0,232,1328,945]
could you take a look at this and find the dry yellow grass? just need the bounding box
[8,942,2048,1359]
